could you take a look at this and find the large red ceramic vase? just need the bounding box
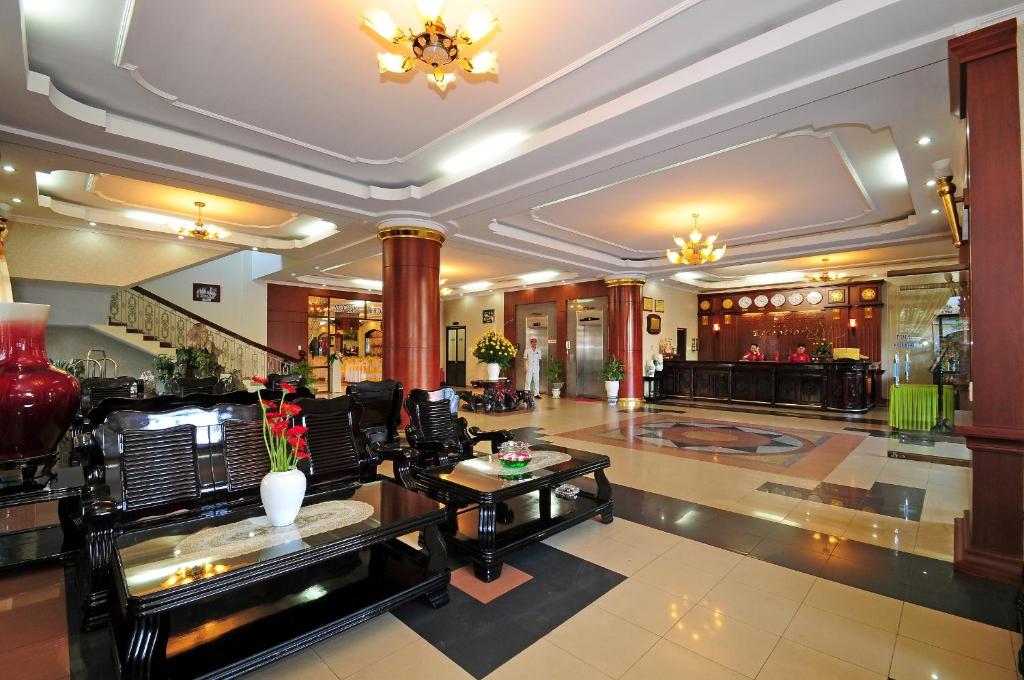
[0,302,80,468]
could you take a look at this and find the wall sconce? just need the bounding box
[932,160,963,248]
[712,322,721,334]
[848,318,857,332]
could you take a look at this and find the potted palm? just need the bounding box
[545,358,565,398]
[602,355,625,404]
[472,330,516,381]
[251,377,310,526]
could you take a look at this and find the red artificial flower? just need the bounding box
[295,449,311,459]
[281,403,302,416]
[280,382,297,394]
[285,425,308,438]
[270,420,288,436]
[250,376,268,385]
[260,399,277,409]
[265,411,285,420]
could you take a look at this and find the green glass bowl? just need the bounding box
[499,455,531,469]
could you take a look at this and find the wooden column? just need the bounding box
[948,19,1024,583]
[605,276,645,406]
[379,222,444,396]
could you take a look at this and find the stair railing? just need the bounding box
[108,287,296,378]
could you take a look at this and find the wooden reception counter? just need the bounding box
[659,359,881,412]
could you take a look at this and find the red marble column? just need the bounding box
[606,276,645,405]
[379,223,444,395]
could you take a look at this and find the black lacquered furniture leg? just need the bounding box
[121,613,169,680]
[595,469,613,524]
[475,502,502,581]
[539,487,552,520]
[421,524,450,608]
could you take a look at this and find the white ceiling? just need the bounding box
[1,0,1015,292]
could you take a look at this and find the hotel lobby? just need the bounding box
[1,1,1023,678]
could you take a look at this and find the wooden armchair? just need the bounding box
[168,375,223,397]
[346,379,403,447]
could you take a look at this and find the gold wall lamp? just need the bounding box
[932,160,964,248]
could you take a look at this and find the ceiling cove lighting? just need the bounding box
[462,280,492,292]
[364,1,498,92]
[178,201,225,240]
[350,278,383,290]
[2,165,14,173]
[519,270,559,284]
[439,131,527,174]
[666,213,726,266]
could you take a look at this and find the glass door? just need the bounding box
[446,325,467,386]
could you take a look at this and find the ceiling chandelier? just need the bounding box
[178,201,222,240]
[666,213,726,266]
[807,258,845,282]
[363,0,498,92]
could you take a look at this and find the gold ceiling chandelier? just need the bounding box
[178,201,222,240]
[666,213,726,266]
[363,0,498,92]
[807,258,845,282]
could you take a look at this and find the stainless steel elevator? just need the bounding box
[568,297,607,398]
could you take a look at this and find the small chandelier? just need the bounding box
[808,258,845,282]
[178,201,222,240]
[666,213,726,266]
[364,1,498,92]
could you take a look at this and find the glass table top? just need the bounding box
[417,448,608,494]
[116,481,441,599]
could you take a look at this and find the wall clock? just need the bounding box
[722,298,734,310]
[828,289,847,304]
[699,300,711,311]
[754,294,769,308]
[738,296,752,309]
[770,293,786,307]
[806,291,823,305]
[787,292,804,306]
[860,287,878,301]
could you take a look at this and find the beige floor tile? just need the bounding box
[313,614,419,677]
[593,578,692,635]
[802,579,903,633]
[665,604,779,678]
[782,501,856,537]
[632,554,723,602]
[484,639,611,680]
[725,557,815,602]
[700,578,801,635]
[621,638,748,680]
[546,605,659,678]
[757,638,885,680]
[244,650,340,680]
[730,490,802,523]
[842,511,919,551]
[912,522,955,561]
[542,518,611,551]
[890,636,1017,680]
[556,535,662,576]
[607,518,682,554]
[660,537,744,576]
[345,640,473,680]
[899,603,1014,669]
[783,605,896,675]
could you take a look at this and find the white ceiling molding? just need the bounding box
[38,195,337,250]
[7,212,233,251]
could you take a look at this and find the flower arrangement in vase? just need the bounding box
[252,376,310,526]
[472,330,516,381]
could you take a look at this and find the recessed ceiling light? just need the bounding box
[290,273,296,276]
[930,208,940,214]
[177,235,185,239]
[2,165,14,173]
[10,197,22,203]
[917,136,931,146]
[88,221,97,226]
[462,280,492,292]
[252,246,259,251]
[925,179,937,187]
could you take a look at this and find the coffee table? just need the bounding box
[415,448,612,581]
[110,480,448,679]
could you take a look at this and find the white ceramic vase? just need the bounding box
[605,380,620,404]
[486,363,501,380]
[260,469,307,527]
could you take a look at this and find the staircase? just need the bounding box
[102,286,294,377]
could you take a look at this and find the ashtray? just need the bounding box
[498,451,532,468]
[554,483,580,500]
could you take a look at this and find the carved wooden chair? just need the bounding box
[168,375,223,397]
[346,379,403,447]
[78,376,144,414]
[293,395,380,483]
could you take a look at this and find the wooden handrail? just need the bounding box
[131,286,299,363]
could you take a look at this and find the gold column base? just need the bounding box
[617,397,644,410]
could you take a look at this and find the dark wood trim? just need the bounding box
[948,18,1018,117]
[886,263,966,277]
[132,286,298,362]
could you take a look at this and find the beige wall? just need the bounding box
[441,292,505,383]
[640,282,699,364]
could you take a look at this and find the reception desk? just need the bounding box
[659,359,881,412]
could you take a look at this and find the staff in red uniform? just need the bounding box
[741,343,765,361]
[788,343,812,363]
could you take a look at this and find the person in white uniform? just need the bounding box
[523,337,543,399]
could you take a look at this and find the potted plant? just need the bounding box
[251,377,310,526]
[545,358,565,398]
[602,355,625,404]
[472,330,516,381]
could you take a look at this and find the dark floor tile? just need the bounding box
[820,555,908,600]
[829,537,915,575]
[755,481,813,500]
[902,555,1021,631]
[749,540,830,576]
[678,523,764,554]
[754,523,839,559]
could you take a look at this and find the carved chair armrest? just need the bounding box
[369,440,412,463]
[465,423,515,453]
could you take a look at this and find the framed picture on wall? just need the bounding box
[655,299,665,313]
[192,283,221,303]
[691,338,699,352]
[642,297,654,312]
[646,314,662,334]
[482,309,495,324]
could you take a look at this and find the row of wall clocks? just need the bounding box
[699,286,879,313]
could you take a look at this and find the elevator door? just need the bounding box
[576,313,605,398]
[445,325,467,386]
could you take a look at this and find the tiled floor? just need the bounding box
[0,398,1018,679]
